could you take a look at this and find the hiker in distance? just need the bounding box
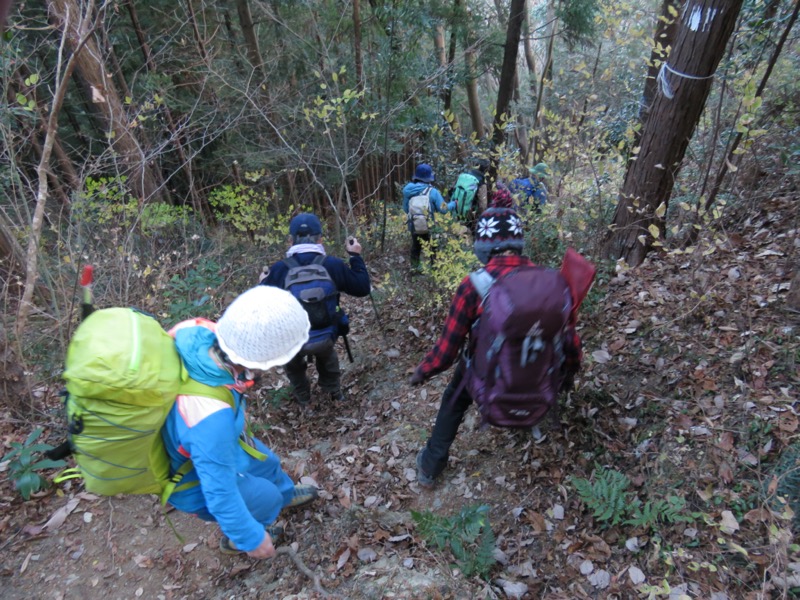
[261,213,371,404]
[509,162,550,211]
[402,163,454,268]
[164,286,319,559]
[409,204,587,487]
[449,158,489,236]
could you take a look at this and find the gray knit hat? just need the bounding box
[216,287,310,370]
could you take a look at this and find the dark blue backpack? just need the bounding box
[283,255,339,353]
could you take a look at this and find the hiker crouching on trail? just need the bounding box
[402,163,454,268]
[163,286,319,559]
[261,213,371,404]
[408,205,584,487]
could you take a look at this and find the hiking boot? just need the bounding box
[329,389,345,402]
[286,484,319,509]
[292,390,311,405]
[416,448,435,488]
[219,525,285,555]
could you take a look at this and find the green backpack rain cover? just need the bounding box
[452,172,481,220]
[62,308,232,501]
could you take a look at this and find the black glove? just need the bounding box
[409,368,425,386]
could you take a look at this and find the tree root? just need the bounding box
[276,545,341,599]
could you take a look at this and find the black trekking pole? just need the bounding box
[342,334,354,363]
[46,265,95,462]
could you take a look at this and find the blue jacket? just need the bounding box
[509,177,548,206]
[162,324,265,551]
[262,251,371,335]
[402,182,452,232]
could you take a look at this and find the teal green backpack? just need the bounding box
[60,308,234,504]
[452,172,481,220]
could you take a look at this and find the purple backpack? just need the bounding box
[465,266,572,428]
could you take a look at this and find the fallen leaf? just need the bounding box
[19,552,31,574]
[588,569,611,588]
[182,543,198,553]
[388,534,411,543]
[133,554,153,568]
[357,547,377,562]
[629,565,646,585]
[336,547,351,570]
[743,507,771,523]
[717,432,735,452]
[719,510,740,534]
[495,579,528,599]
[718,462,734,484]
[592,350,612,364]
[408,326,420,337]
[625,537,641,552]
[43,498,81,531]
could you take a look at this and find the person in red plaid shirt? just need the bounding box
[408,202,583,487]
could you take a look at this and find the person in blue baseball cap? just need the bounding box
[260,213,371,405]
[402,163,454,269]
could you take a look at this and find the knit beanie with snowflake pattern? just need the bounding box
[473,206,525,265]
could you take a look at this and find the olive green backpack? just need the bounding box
[60,307,233,504]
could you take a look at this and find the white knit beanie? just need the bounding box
[216,286,310,370]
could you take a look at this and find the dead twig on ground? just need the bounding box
[276,545,340,598]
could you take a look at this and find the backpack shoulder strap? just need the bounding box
[177,370,235,406]
[469,268,495,300]
[312,254,327,266]
[283,256,300,270]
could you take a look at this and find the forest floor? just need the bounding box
[1,192,799,600]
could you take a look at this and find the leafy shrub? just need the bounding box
[571,464,631,526]
[411,504,496,580]
[1,428,66,500]
[208,184,273,239]
[162,259,225,325]
[419,216,477,309]
[769,442,800,530]
[571,464,698,531]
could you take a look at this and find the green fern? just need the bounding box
[570,464,631,526]
[412,504,497,580]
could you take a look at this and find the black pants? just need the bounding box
[418,363,472,479]
[284,343,341,399]
[410,232,437,266]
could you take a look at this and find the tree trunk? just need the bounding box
[522,0,537,79]
[465,46,484,140]
[637,0,681,143]
[531,0,556,161]
[126,0,204,215]
[18,0,96,336]
[353,0,364,93]
[491,0,525,152]
[444,0,460,114]
[49,0,164,203]
[602,0,745,267]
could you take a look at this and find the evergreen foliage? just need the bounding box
[411,504,497,580]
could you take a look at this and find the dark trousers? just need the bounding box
[419,363,472,479]
[284,343,341,398]
[410,232,429,266]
